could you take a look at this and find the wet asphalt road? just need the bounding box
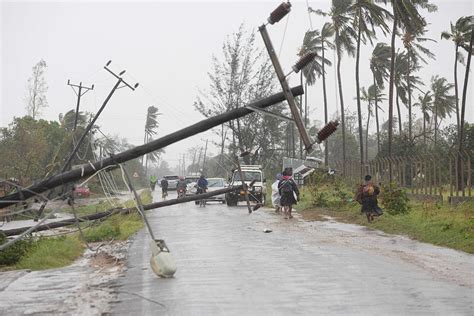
[113,190,473,315]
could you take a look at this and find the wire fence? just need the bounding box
[331,150,473,203]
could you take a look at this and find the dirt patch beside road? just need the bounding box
[0,240,131,315]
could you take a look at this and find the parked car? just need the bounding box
[74,185,90,198]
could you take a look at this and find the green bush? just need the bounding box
[381,182,411,215]
[0,232,33,265]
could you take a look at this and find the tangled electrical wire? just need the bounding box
[0,158,140,252]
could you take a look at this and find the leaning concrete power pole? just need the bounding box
[259,2,314,153]
[0,86,305,208]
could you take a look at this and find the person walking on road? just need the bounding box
[271,173,283,213]
[150,175,158,191]
[278,168,299,219]
[355,175,382,223]
[160,177,169,200]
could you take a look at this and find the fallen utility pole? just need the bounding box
[1,185,245,237]
[0,85,303,209]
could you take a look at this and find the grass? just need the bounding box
[2,190,152,271]
[297,183,474,254]
[15,236,83,270]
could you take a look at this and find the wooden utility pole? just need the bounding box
[67,80,94,131]
[0,86,304,208]
[202,139,208,174]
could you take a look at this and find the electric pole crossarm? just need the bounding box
[104,66,137,90]
[259,24,313,152]
[67,80,94,131]
[0,86,304,208]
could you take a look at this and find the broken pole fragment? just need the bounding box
[0,86,304,209]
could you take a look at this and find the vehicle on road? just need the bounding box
[185,175,201,196]
[177,187,186,199]
[225,165,266,206]
[194,177,227,204]
[74,185,90,198]
[163,175,179,189]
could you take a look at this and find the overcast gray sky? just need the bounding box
[1,0,473,170]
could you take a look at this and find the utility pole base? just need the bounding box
[149,239,177,278]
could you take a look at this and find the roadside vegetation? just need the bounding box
[0,190,151,271]
[297,172,473,254]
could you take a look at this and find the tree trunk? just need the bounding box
[458,27,473,190]
[454,44,460,135]
[459,29,473,152]
[396,87,402,135]
[322,42,329,166]
[434,103,438,148]
[300,71,304,159]
[0,86,304,208]
[336,34,347,174]
[388,11,397,168]
[355,10,364,177]
[407,53,412,141]
[373,75,380,153]
[423,115,426,146]
[366,101,370,163]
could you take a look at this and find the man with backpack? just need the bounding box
[355,175,382,222]
[278,168,299,219]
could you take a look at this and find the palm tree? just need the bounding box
[350,0,391,175]
[402,25,436,141]
[59,109,87,131]
[430,76,456,147]
[312,0,355,174]
[384,0,437,161]
[441,16,473,134]
[143,106,160,175]
[298,24,334,165]
[459,24,473,157]
[413,91,432,146]
[370,43,391,152]
[360,85,385,161]
[394,51,423,135]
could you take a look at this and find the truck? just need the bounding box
[225,165,266,206]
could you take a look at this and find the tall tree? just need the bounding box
[143,106,160,175]
[413,90,432,146]
[298,24,334,165]
[441,16,473,135]
[360,85,385,161]
[402,25,436,140]
[430,76,456,148]
[383,0,437,160]
[350,0,390,175]
[370,43,391,152]
[459,23,474,157]
[394,51,423,135]
[194,25,282,167]
[25,59,48,119]
[312,0,355,174]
